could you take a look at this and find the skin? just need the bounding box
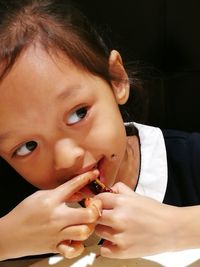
[95,183,200,259]
[0,44,140,259]
[0,46,139,190]
[0,171,102,260]
[2,44,197,260]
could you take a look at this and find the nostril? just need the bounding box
[54,139,84,170]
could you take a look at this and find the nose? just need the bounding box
[54,138,85,170]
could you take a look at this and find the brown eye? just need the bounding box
[67,106,88,125]
[15,141,37,156]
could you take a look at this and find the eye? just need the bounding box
[14,141,37,157]
[67,106,88,125]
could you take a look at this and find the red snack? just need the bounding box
[79,178,113,207]
[88,178,113,194]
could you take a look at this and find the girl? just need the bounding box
[0,0,200,261]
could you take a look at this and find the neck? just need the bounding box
[116,135,140,189]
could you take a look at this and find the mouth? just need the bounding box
[60,157,111,203]
[71,157,110,202]
[88,177,113,194]
[71,157,105,181]
[79,158,104,192]
[77,177,113,207]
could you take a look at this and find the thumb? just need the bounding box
[57,240,84,259]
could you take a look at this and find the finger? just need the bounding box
[97,209,115,227]
[53,170,99,202]
[60,224,94,241]
[95,224,116,243]
[57,240,84,259]
[111,182,134,195]
[85,198,102,218]
[100,240,120,258]
[95,192,118,209]
[62,201,102,225]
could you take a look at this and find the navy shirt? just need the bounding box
[163,129,200,206]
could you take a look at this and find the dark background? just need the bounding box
[75,0,200,132]
[1,0,200,216]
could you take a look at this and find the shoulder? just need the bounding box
[161,128,200,141]
[161,129,200,161]
[161,129,200,205]
[162,128,200,140]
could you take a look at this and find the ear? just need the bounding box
[109,50,130,105]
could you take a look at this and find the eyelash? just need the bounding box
[12,141,38,158]
[66,106,89,125]
[12,106,89,158]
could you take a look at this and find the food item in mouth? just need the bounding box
[88,178,113,194]
[79,178,113,207]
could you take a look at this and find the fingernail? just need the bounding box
[92,169,99,176]
[91,203,102,217]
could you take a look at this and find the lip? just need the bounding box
[58,157,106,187]
[70,156,105,178]
[73,157,105,200]
[57,162,97,185]
[72,162,98,177]
[98,157,105,182]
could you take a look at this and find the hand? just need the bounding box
[95,182,179,259]
[56,197,102,259]
[0,170,102,260]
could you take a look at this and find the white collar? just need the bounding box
[134,123,168,202]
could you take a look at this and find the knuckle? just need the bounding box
[38,194,52,209]
[86,208,96,223]
[78,225,93,240]
[116,236,127,250]
[116,195,125,206]
[115,213,128,230]
[85,201,102,222]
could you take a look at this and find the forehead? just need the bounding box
[1,44,80,86]
[0,45,91,130]
[0,44,86,102]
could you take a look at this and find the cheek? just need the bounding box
[91,116,126,159]
[103,123,126,152]
[9,161,57,189]
[91,119,127,165]
[25,174,56,189]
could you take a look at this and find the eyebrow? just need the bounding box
[0,85,82,145]
[0,131,14,148]
[56,85,81,101]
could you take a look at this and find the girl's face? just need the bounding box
[0,45,131,192]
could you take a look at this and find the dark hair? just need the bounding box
[0,0,145,128]
[0,0,114,82]
[0,0,144,214]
